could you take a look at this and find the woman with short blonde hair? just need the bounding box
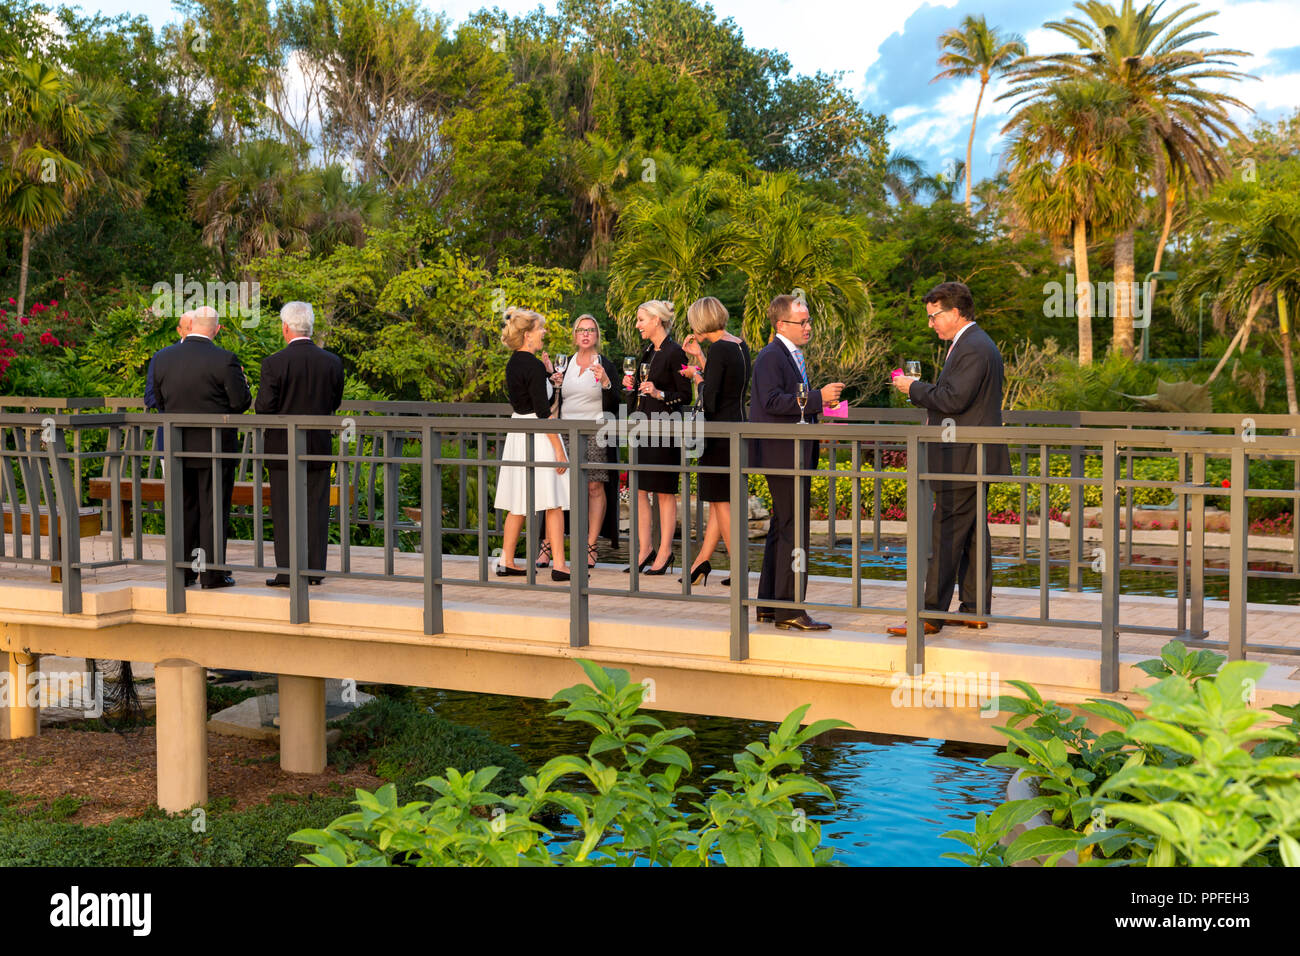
[681,296,750,586]
[549,313,621,568]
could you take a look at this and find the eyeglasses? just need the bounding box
[575,328,599,335]
[926,307,954,321]
[779,318,813,328]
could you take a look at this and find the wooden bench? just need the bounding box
[87,478,353,538]
[2,507,103,582]
[88,477,347,508]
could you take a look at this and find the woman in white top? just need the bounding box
[549,314,619,569]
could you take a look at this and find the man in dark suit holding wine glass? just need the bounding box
[749,294,843,630]
[887,282,1009,636]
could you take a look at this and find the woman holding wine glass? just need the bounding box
[549,314,621,569]
[621,300,691,574]
[680,296,750,586]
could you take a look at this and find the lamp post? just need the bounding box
[1138,270,1179,361]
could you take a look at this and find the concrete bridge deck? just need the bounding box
[4,533,1299,743]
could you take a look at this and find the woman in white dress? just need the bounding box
[494,309,570,581]
[549,314,620,568]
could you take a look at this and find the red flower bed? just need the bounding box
[0,298,79,379]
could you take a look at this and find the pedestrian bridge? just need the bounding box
[3,401,1300,810]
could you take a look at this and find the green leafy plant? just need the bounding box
[944,641,1300,867]
[290,661,847,866]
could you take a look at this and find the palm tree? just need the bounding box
[306,164,388,257]
[725,171,874,349]
[880,149,924,205]
[932,15,1027,215]
[0,59,139,318]
[570,133,630,271]
[1008,0,1253,358]
[606,169,743,341]
[1174,181,1300,413]
[189,138,313,274]
[1003,78,1149,365]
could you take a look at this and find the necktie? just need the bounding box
[792,347,809,385]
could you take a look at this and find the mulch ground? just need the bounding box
[0,728,384,826]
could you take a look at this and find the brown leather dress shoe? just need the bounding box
[885,621,943,637]
[943,618,989,629]
[756,610,775,623]
[775,613,831,631]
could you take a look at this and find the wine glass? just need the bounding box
[903,360,921,405]
[639,362,650,389]
[796,381,809,424]
[622,355,636,390]
[555,353,569,375]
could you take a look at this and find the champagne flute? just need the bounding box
[639,362,650,391]
[796,381,809,425]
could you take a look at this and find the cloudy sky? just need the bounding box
[79,0,1300,182]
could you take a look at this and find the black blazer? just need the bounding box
[255,338,346,461]
[748,337,820,471]
[151,335,252,456]
[908,323,1011,478]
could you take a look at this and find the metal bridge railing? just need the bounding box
[2,403,1298,692]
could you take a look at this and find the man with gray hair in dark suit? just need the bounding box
[888,281,1009,636]
[256,301,345,588]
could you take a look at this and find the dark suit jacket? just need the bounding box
[748,337,822,471]
[908,323,1011,478]
[151,335,252,456]
[254,338,345,462]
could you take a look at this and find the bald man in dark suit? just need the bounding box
[151,306,252,588]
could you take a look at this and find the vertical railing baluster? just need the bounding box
[1228,446,1248,660]
[424,426,443,636]
[1100,440,1120,693]
[729,429,748,661]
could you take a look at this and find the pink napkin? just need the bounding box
[891,367,904,378]
[822,401,848,419]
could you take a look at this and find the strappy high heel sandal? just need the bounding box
[535,539,552,568]
[587,543,599,569]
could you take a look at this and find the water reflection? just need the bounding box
[412,688,1010,866]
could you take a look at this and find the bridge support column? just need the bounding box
[278,675,325,773]
[155,659,207,812]
[2,652,40,739]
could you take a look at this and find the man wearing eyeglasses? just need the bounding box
[749,294,844,630]
[887,281,1009,637]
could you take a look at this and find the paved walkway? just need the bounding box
[3,532,1299,677]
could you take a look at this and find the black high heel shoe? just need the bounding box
[551,568,570,582]
[643,554,674,576]
[679,560,711,585]
[623,556,654,573]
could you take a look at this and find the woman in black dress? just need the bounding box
[621,299,691,574]
[681,296,750,585]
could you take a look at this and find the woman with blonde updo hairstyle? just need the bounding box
[619,298,691,575]
[493,308,571,580]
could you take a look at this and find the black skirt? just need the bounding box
[633,441,682,494]
[698,436,731,502]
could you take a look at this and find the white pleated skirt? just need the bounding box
[494,413,571,515]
